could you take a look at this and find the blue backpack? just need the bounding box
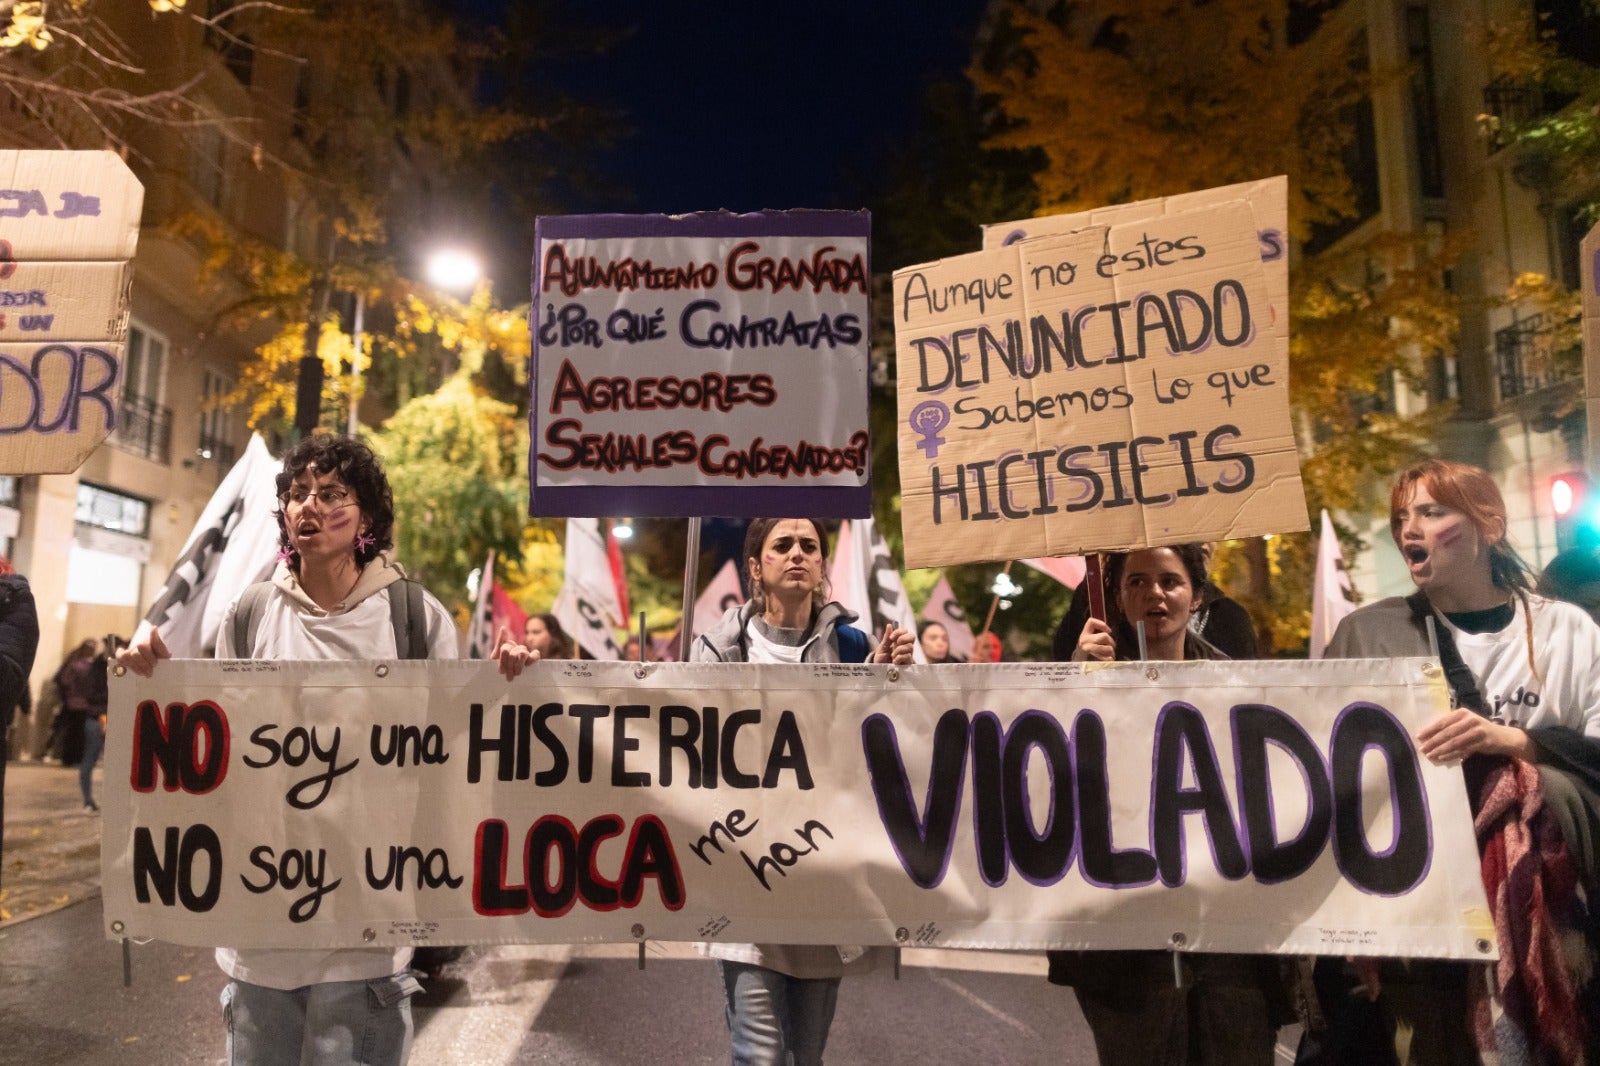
[836,624,869,664]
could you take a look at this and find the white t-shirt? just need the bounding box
[743,619,819,664]
[1444,595,1600,738]
[214,578,458,991]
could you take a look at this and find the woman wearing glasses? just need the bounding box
[119,434,499,1066]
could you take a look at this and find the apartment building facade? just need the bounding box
[1315,0,1598,598]
[0,1,466,697]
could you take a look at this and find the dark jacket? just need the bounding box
[0,576,37,729]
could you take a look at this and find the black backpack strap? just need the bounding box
[387,579,429,660]
[1406,592,1489,715]
[231,582,275,658]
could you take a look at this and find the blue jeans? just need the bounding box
[80,715,104,806]
[719,960,841,1066]
[221,972,422,1066]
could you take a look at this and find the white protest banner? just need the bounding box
[1310,510,1357,660]
[893,181,1305,569]
[0,150,144,474]
[466,549,498,660]
[104,658,1494,961]
[553,517,625,660]
[529,211,871,518]
[830,517,925,661]
[693,559,745,636]
[137,433,280,658]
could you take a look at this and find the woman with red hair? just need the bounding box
[1312,458,1600,1063]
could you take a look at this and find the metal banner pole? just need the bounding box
[679,517,702,661]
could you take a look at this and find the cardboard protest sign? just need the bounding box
[894,182,1305,569]
[0,150,144,474]
[529,211,871,518]
[105,657,1493,960]
[1582,220,1600,470]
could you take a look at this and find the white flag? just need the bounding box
[829,518,926,663]
[138,433,280,657]
[554,517,624,660]
[467,549,496,659]
[920,575,975,661]
[694,559,744,636]
[1310,509,1357,660]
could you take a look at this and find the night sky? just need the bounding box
[523,0,992,214]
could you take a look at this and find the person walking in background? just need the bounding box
[1537,545,1600,624]
[117,434,518,1066]
[523,611,574,660]
[0,559,39,891]
[77,635,117,813]
[689,517,914,1066]
[25,657,58,762]
[49,637,99,767]
[917,620,962,663]
[970,630,1003,663]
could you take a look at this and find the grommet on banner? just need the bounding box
[374,664,389,678]
[887,666,900,682]
[113,664,126,678]
[362,928,377,942]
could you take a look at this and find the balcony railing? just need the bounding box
[1496,313,1577,401]
[1481,75,1544,153]
[197,432,236,473]
[111,395,172,465]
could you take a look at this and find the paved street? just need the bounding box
[1,761,1299,1065]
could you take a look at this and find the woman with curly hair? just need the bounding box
[120,434,526,1066]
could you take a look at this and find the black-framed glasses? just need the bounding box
[280,486,354,508]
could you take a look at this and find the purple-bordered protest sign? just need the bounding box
[529,211,872,518]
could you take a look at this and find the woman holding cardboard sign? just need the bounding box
[1308,459,1600,1064]
[1057,542,1285,1066]
[692,517,914,1066]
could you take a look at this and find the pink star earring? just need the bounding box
[355,531,376,554]
[276,547,296,563]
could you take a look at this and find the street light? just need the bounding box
[426,248,482,294]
